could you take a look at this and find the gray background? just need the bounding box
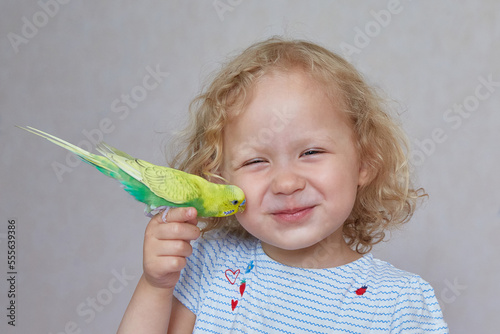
[1,1,499,333]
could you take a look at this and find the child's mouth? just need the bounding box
[271,206,316,223]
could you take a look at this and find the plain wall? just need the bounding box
[1,1,499,333]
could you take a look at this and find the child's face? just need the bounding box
[221,70,369,263]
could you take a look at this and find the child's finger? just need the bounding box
[154,222,200,241]
[155,240,194,258]
[159,207,198,225]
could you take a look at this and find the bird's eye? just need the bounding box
[231,200,239,205]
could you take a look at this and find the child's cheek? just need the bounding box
[235,211,250,231]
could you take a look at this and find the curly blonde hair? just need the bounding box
[169,37,426,253]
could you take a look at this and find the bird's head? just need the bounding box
[220,185,246,217]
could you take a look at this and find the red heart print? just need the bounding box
[231,299,238,311]
[225,269,240,285]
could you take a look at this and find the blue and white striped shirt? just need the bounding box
[174,232,448,333]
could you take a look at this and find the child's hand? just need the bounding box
[142,207,200,290]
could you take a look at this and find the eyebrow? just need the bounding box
[225,141,261,169]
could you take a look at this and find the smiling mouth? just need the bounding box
[271,206,316,222]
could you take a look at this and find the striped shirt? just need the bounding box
[174,231,448,333]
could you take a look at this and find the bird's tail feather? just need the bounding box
[17,126,120,176]
[95,143,143,182]
[18,125,173,209]
[97,142,135,160]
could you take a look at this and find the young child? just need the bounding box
[118,38,448,333]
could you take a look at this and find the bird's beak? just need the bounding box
[239,199,246,213]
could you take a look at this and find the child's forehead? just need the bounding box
[223,91,355,154]
[228,130,338,150]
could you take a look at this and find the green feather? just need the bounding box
[18,126,246,217]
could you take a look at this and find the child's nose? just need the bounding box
[271,168,306,195]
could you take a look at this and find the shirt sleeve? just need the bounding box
[390,275,449,333]
[173,236,217,315]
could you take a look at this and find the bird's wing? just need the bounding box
[96,143,201,204]
[136,162,202,204]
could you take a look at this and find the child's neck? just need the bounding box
[261,233,362,269]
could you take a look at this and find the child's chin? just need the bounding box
[264,235,321,251]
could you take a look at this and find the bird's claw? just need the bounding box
[161,207,170,223]
[145,206,171,223]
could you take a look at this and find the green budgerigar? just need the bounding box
[19,126,245,218]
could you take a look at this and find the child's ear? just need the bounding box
[357,161,372,187]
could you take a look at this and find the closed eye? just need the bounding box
[301,149,324,157]
[242,158,266,167]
